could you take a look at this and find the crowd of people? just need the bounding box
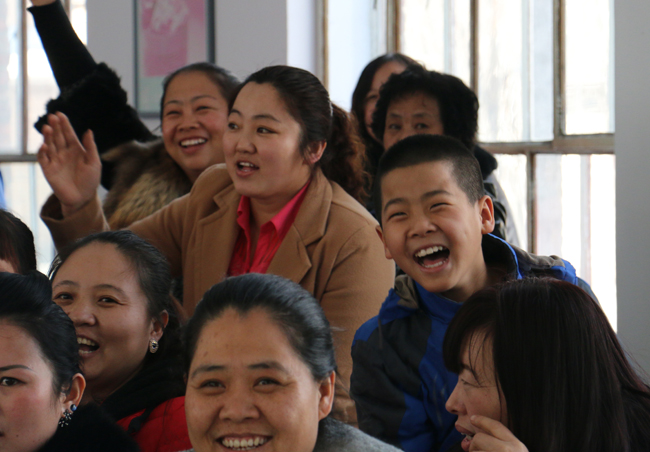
[0,1,648,451]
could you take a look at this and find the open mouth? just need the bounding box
[236,161,259,172]
[77,337,99,355]
[413,245,450,269]
[180,138,207,148]
[219,436,270,450]
[460,433,474,451]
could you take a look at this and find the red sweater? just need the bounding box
[116,396,191,452]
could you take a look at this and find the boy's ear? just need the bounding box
[375,225,393,260]
[478,195,495,235]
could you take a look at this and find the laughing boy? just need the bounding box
[350,134,595,452]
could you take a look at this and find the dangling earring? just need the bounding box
[58,404,77,428]
[149,339,159,354]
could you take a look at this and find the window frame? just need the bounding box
[1,0,75,164]
[322,0,615,253]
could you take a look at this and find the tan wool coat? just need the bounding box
[42,164,395,425]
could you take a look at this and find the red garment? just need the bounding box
[228,181,310,276]
[116,396,192,452]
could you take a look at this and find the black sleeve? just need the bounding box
[28,0,156,189]
[28,0,96,88]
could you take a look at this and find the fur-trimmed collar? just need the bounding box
[102,139,192,229]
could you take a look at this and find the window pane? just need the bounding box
[327,0,387,110]
[535,154,616,328]
[493,154,527,250]
[27,14,59,154]
[27,0,87,153]
[399,0,470,85]
[0,0,21,154]
[478,0,553,143]
[0,162,55,274]
[564,0,614,135]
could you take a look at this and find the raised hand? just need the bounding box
[37,112,102,217]
[469,416,528,452]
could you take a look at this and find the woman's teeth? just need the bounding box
[237,162,258,169]
[77,337,99,354]
[180,138,207,147]
[221,437,268,450]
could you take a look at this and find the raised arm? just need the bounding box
[37,112,101,218]
[29,0,155,189]
[28,0,96,88]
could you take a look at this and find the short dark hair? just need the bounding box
[49,231,182,364]
[183,273,337,382]
[371,65,478,150]
[443,277,650,452]
[0,271,81,396]
[0,209,36,274]
[230,66,367,202]
[373,134,484,222]
[351,53,418,147]
[160,62,240,120]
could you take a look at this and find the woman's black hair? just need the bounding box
[0,209,37,274]
[229,65,367,202]
[49,230,182,364]
[183,273,337,382]
[0,271,81,395]
[160,62,240,120]
[372,64,479,150]
[351,53,418,147]
[443,277,650,452]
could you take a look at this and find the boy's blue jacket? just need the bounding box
[350,234,596,452]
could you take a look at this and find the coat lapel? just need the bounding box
[267,169,332,283]
[196,183,241,292]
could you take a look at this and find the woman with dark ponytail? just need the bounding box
[41,65,395,426]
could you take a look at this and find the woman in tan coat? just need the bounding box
[39,66,395,425]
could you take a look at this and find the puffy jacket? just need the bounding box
[351,234,595,452]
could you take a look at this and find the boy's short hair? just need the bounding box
[374,134,485,223]
[371,65,478,150]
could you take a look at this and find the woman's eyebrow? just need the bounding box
[52,280,79,289]
[0,364,33,373]
[191,364,226,379]
[248,361,289,373]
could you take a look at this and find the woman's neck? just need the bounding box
[80,362,145,406]
[248,176,311,227]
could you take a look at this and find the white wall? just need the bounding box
[87,0,317,129]
[615,0,650,374]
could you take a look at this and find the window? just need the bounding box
[0,0,87,273]
[324,0,616,326]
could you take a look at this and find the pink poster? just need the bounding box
[136,0,212,114]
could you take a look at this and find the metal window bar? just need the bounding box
[394,0,614,253]
[2,0,72,164]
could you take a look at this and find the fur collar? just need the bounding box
[102,139,192,229]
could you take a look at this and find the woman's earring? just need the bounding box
[58,404,76,428]
[149,339,159,354]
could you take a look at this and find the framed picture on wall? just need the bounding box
[134,0,215,116]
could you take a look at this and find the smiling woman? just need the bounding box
[182,274,401,452]
[29,0,239,230]
[48,230,191,452]
[443,278,650,452]
[40,65,395,426]
[0,271,138,452]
